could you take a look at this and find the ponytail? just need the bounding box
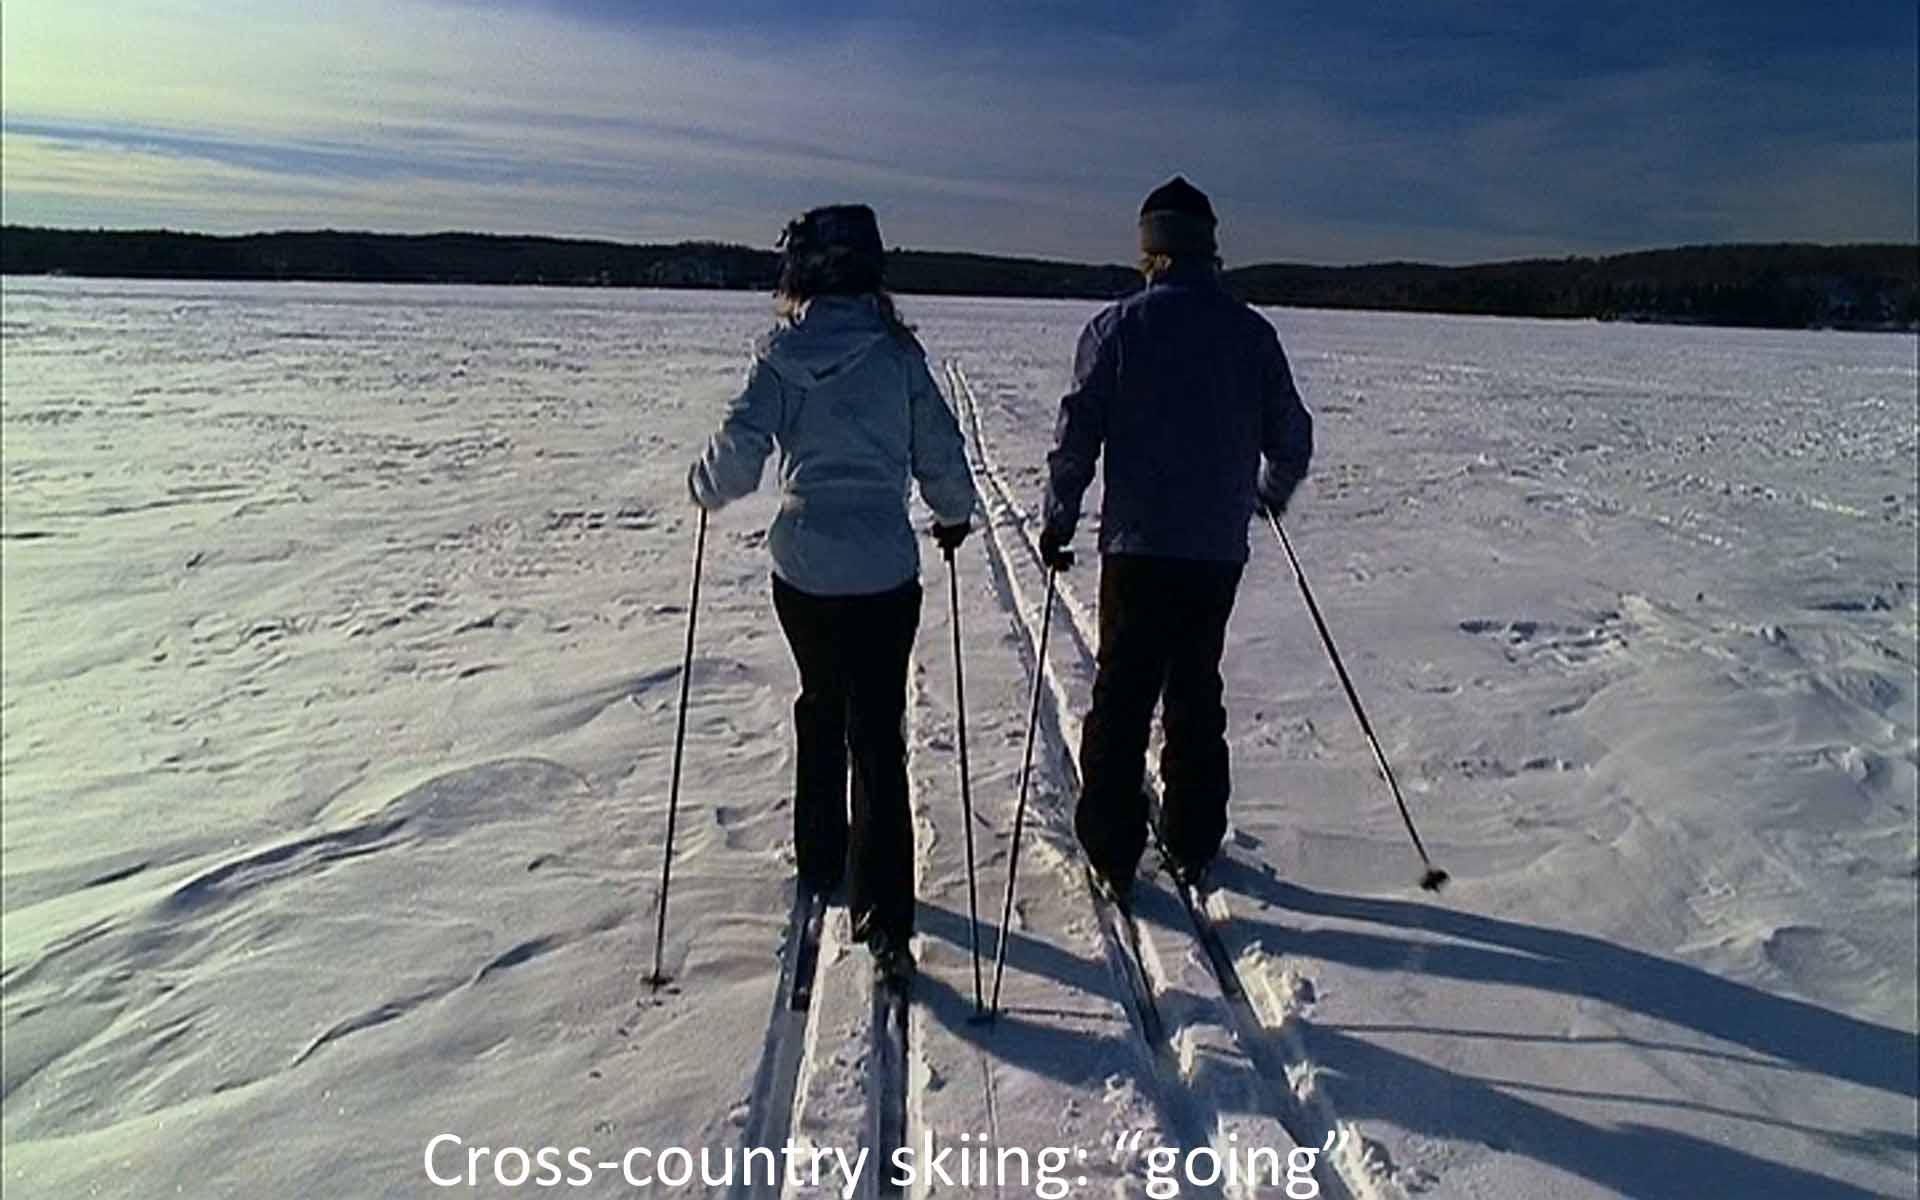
[871,291,922,352]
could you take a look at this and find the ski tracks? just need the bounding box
[902,565,1198,1198]
[733,576,1168,1198]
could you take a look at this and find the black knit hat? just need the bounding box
[1138,175,1217,258]
[777,204,886,296]
[1140,176,1215,221]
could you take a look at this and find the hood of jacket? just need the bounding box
[753,295,895,387]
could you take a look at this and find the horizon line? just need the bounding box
[6,223,1914,276]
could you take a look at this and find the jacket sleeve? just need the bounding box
[1257,333,1313,516]
[688,357,783,510]
[1042,313,1115,541]
[908,355,978,526]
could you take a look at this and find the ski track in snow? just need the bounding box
[778,510,1201,1198]
[911,544,1230,1200]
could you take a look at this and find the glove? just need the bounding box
[933,520,971,553]
[1256,469,1301,521]
[1038,525,1075,571]
[687,462,718,512]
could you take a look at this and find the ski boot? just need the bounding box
[869,930,917,987]
[1086,861,1135,912]
[1161,848,1216,892]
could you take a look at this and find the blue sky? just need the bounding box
[2,0,1913,264]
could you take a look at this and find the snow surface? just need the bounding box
[2,277,1915,1198]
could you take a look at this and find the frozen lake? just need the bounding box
[3,277,1915,1197]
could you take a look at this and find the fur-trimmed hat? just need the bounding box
[780,204,884,260]
[777,203,886,296]
[1138,176,1217,258]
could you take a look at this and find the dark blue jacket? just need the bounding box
[1042,267,1313,564]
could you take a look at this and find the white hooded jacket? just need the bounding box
[688,296,978,595]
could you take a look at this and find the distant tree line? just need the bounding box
[2,226,1913,330]
[1226,244,1918,329]
[0,229,778,290]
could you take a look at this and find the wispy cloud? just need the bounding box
[3,0,1913,262]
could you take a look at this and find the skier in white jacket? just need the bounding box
[688,204,976,978]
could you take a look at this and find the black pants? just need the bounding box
[771,574,920,944]
[1076,554,1243,887]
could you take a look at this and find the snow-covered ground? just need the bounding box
[2,277,1915,1198]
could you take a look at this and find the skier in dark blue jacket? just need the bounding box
[1040,176,1314,897]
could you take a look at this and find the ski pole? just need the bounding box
[987,565,1059,1018]
[1267,512,1449,892]
[945,545,987,1017]
[649,506,709,988]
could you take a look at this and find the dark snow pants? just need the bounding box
[1076,553,1243,888]
[771,574,920,944]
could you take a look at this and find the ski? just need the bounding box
[1083,864,1166,1046]
[1138,798,1364,1198]
[789,885,829,1013]
[729,882,828,1200]
[1142,793,1244,1001]
[869,968,912,1196]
